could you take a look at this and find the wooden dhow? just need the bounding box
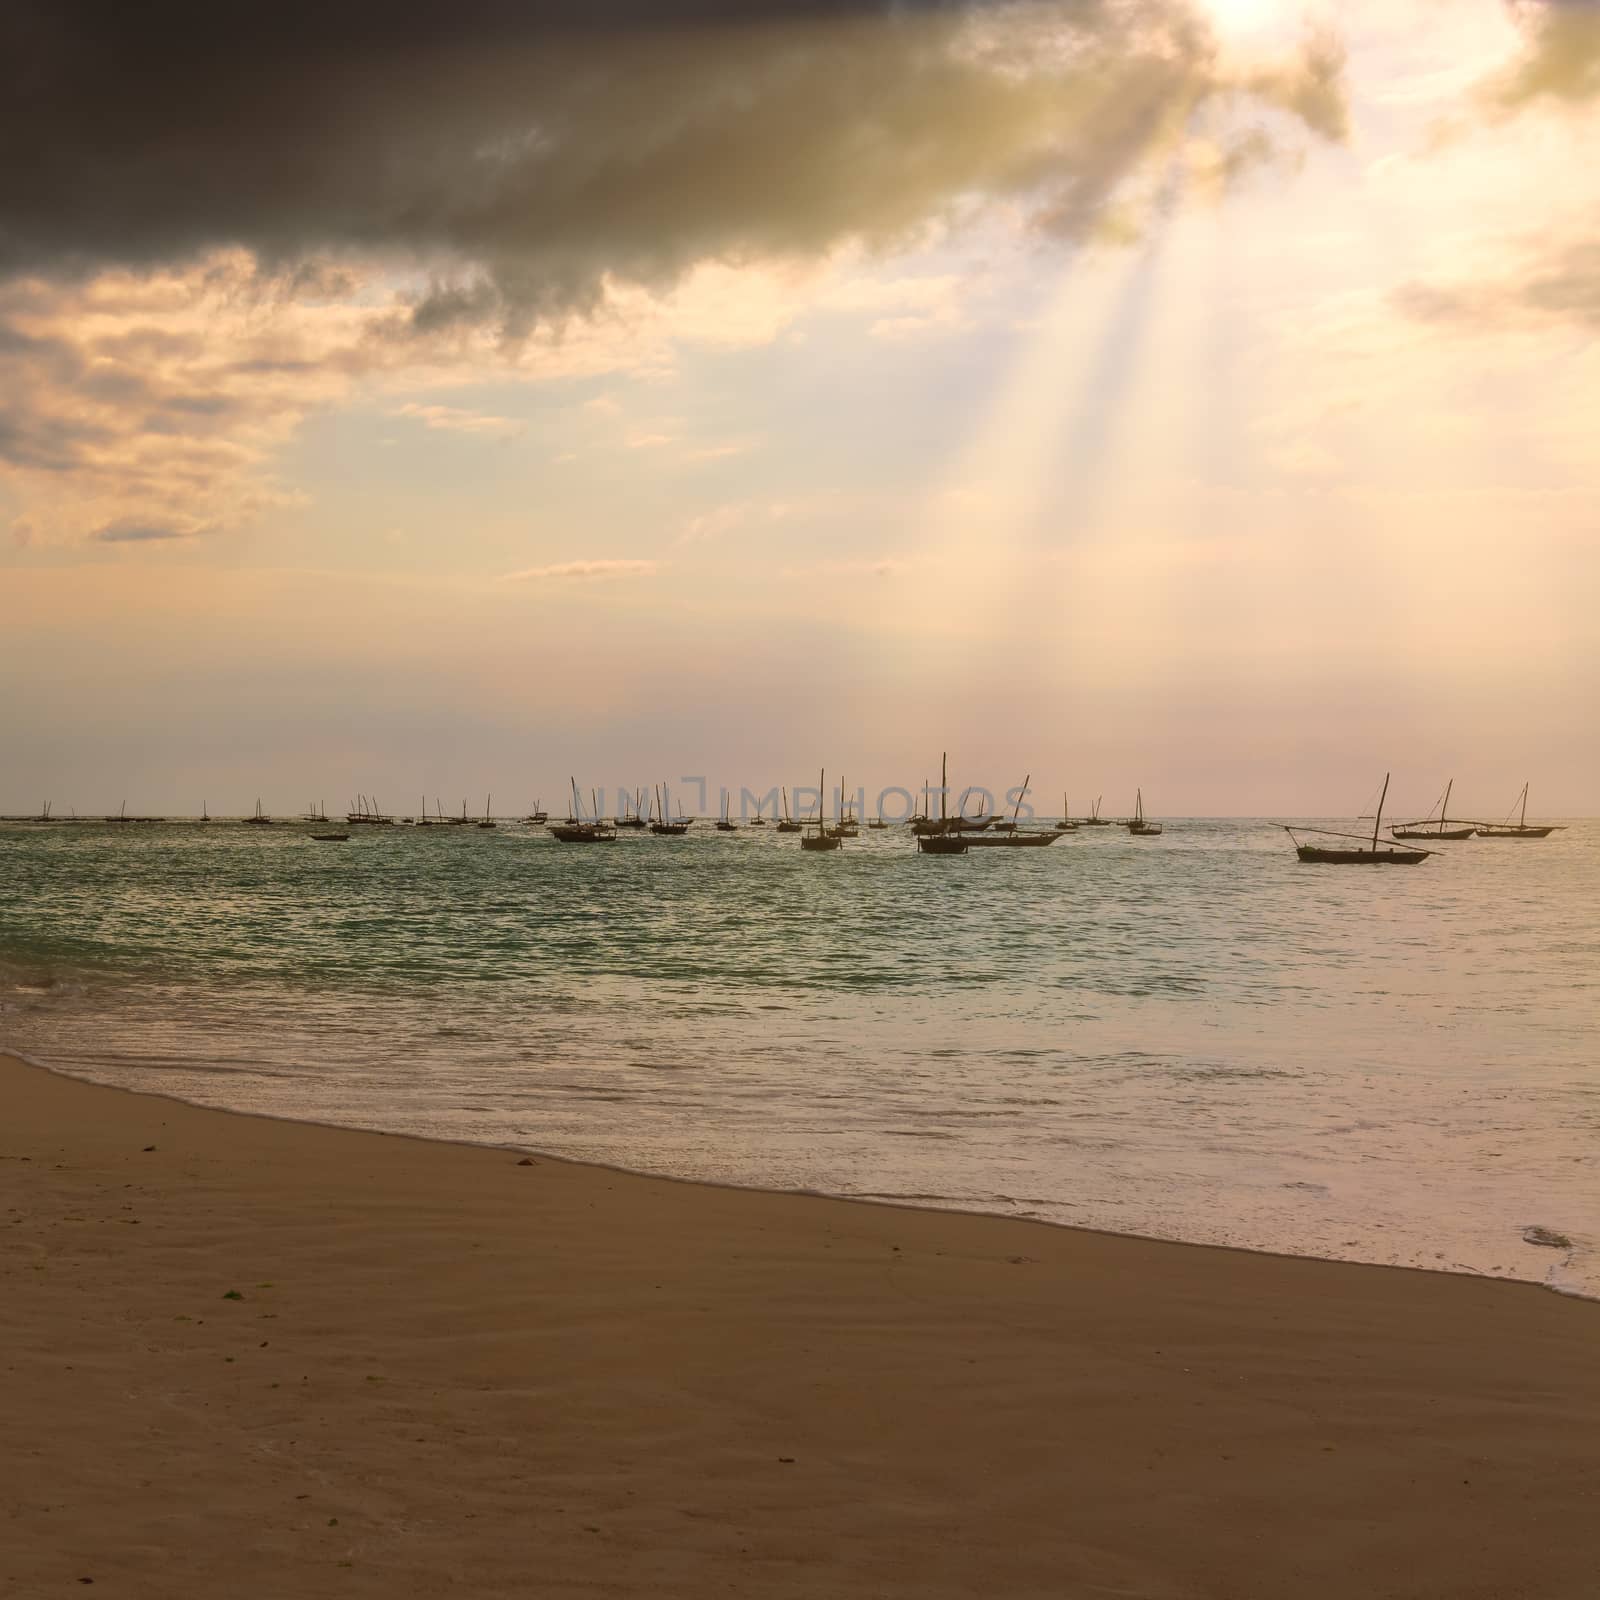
[960,774,1065,847]
[1475,783,1564,840]
[1285,774,1432,865]
[800,767,844,852]
[549,777,617,843]
[1390,779,1475,841]
[917,754,968,855]
[1125,789,1163,837]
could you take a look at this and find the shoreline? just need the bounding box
[5,1048,1600,1597]
[7,1039,1588,1302]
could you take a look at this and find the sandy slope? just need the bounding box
[3,1051,1597,1598]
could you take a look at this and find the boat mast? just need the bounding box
[1013,774,1029,827]
[1441,779,1453,834]
[1520,782,1529,828]
[1374,772,1390,852]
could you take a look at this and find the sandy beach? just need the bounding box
[3,1051,1597,1599]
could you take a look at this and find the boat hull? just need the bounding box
[1296,845,1428,865]
[801,833,843,852]
[1391,826,1474,841]
[960,832,1064,848]
[917,835,968,855]
[1475,826,1556,839]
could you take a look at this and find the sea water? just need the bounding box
[2,817,1594,1295]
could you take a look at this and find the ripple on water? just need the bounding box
[1,817,1597,1296]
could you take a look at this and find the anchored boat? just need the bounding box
[917,754,968,855]
[1285,774,1432,865]
[550,777,617,843]
[1476,783,1564,840]
[1125,789,1163,837]
[801,768,844,852]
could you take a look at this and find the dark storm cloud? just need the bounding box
[0,0,1344,327]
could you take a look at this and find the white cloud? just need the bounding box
[497,558,661,582]
[391,402,523,438]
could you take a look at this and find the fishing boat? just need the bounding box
[715,793,737,831]
[310,832,350,842]
[1390,779,1475,841]
[1285,774,1432,865]
[801,768,844,852]
[1056,794,1078,831]
[649,784,689,836]
[1125,789,1163,837]
[961,775,1065,847]
[347,796,394,825]
[549,778,617,843]
[917,754,968,855]
[775,788,801,834]
[1475,783,1564,840]
[523,798,550,826]
[246,798,272,826]
[198,801,209,824]
[615,790,647,830]
[478,795,497,830]
[868,802,887,831]
[833,776,859,838]
[1080,796,1112,827]
[749,796,768,827]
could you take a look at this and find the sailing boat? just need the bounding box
[750,795,768,827]
[918,753,968,854]
[801,767,843,851]
[1125,789,1163,837]
[868,796,887,830]
[615,789,647,829]
[1285,774,1432,865]
[478,795,497,830]
[1391,779,1475,841]
[963,774,1065,847]
[1057,793,1078,832]
[834,775,859,838]
[549,777,617,843]
[1475,783,1564,840]
[1080,796,1112,827]
[775,787,801,834]
[649,783,689,836]
[246,798,272,825]
[198,801,209,824]
[716,792,737,831]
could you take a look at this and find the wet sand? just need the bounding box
[3,1050,1597,1598]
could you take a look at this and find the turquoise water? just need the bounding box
[2,817,1595,1294]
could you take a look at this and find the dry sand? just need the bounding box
[3,1050,1597,1599]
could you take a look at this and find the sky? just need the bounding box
[1,0,1596,818]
